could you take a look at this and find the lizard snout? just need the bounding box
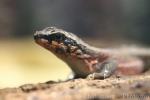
[34,31,49,41]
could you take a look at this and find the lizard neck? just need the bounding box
[50,41,111,76]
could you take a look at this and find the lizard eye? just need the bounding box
[49,33,65,42]
[55,33,63,40]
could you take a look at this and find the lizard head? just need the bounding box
[34,27,101,76]
[34,27,85,56]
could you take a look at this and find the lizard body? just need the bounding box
[34,27,150,79]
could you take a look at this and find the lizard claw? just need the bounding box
[86,72,110,80]
[86,73,96,80]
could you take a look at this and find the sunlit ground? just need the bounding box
[0,38,71,88]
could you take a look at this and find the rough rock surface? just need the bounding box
[0,73,150,100]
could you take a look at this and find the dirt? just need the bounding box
[0,72,150,100]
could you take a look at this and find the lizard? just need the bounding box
[34,27,150,79]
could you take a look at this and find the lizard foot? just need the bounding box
[87,59,117,80]
[86,73,105,80]
[86,72,110,80]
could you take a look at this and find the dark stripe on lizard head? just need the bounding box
[34,27,86,55]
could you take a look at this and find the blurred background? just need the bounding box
[0,0,150,88]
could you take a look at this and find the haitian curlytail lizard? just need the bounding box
[34,27,150,79]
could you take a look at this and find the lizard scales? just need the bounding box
[34,27,150,79]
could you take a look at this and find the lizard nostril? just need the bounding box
[34,31,41,39]
[34,33,39,40]
[34,35,38,40]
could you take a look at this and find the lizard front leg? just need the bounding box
[87,59,117,79]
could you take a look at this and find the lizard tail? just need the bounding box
[119,46,150,70]
[118,46,150,57]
